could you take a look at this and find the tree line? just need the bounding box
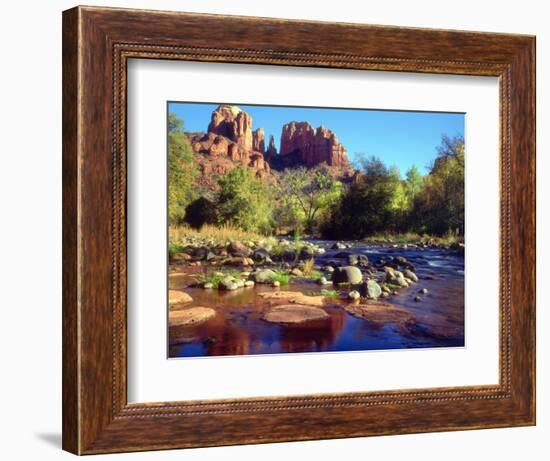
[168,112,464,238]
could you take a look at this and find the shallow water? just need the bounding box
[168,240,464,358]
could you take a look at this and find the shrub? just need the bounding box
[272,270,291,285]
[184,197,218,229]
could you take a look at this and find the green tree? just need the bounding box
[404,165,424,202]
[387,165,408,214]
[217,167,273,233]
[276,165,343,233]
[168,112,183,133]
[167,112,197,224]
[412,135,464,235]
[321,156,403,238]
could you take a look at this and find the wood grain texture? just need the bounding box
[62,5,536,455]
[61,6,80,454]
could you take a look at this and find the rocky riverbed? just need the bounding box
[168,238,465,357]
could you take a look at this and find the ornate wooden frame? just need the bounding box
[62,5,536,455]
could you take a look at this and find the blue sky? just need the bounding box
[168,101,464,175]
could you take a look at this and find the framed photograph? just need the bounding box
[62,6,535,455]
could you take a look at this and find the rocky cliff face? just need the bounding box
[186,105,355,189]
[279,121,350,169]
[265,135,277,162]
[208,105,253,151]
[188,105,270,188]
[252,128,265,153]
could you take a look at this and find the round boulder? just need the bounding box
[361,280,382,299]
[219,277,239,291]
[347,254,359,265]
[403,269,418,283]
[252,269,277,284]
[332,266,363,284]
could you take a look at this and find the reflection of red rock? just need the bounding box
[280,121,350,168]
[200,312,348,356]
[170,303,348,357]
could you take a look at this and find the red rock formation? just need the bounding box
[190,133,229,157]
[252,128,265,153]
[186,106,355,189]
[265,135,277,159]
[249,153,270,173]
[208,105,253,150]
[279,121,350,168]
[186,104,272,187]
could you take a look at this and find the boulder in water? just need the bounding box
[252,269,277,283]
[403,269,418,283]
[219,277,239,290]
[361,280,382,299]
[333,266,363,284]
[169,307,216,326]
[263,304,329,324]
[168,290,193,305]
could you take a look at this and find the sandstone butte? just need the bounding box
[185,104,357,188]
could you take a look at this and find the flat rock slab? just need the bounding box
[258,291,334,307]
[169,307,216,326]
[343,302,415,324]
[288,295,329,307]
[258,291,304,300]
[168,290,193,305]
[263,304,330,324]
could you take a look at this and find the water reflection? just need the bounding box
[169,243,464,358]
